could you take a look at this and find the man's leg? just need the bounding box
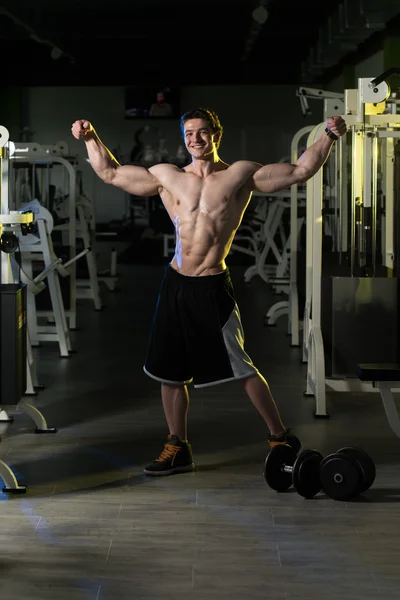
[143,383,194,476]
[242,372,301,452]
[161,383,189,440]
[242,372,285,437]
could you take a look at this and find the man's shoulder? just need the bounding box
[228,160,263,173]
[150,163,183,176]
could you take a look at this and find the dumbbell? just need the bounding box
[264,444,376,501]
[263,444,323,498]
[319,446,376,501]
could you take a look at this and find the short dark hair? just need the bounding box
[180,108,223,141]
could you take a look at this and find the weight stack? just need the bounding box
[321,276,399,377]
[0,283,27,404]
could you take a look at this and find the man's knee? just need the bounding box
[241,372,261,385]
[161,382,187,390]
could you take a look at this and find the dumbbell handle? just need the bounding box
[282,464,294,474]
[285,462,342,482]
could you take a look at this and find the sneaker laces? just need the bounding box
[155,443,181,463]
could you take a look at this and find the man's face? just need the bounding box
[157,92,165,103]
[183,118,219,157]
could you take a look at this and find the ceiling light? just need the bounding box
[252,5,268,25]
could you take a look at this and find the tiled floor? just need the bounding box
[0,263,400,599]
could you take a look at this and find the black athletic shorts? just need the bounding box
[143,265,258,388]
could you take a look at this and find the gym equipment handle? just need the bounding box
[369,67,400,88]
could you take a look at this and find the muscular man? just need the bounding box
[71,108,346,476]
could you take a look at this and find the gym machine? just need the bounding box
[286,88,346,347]
[266,128,314,335]
[265,88,346,343]
[0,125,57,494]
[241,190,292,287]
[301,69,400,438]
[10,141,99,328]
[230,188,304,316]
[15,199,77,357]
[296,86,345,119]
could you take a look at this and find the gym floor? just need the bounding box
[1,263,400,599]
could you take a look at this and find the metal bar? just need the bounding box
[371,130,378,276]
[376,131,400,138]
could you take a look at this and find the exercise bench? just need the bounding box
[357,364,400,439]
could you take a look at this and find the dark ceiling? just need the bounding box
[1,0,399,87]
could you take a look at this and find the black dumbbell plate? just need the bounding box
[336,447,376,493]
[292,449,323,498]
[264,444,296,492]
[319,452,363,501]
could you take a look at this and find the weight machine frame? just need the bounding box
[302,74,400,439]
[0,126,57,494]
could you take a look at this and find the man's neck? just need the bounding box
[190,154,227,178]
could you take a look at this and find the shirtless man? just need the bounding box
[71,108,346,476]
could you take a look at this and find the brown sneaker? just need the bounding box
[143,435,195,476]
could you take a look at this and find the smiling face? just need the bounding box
[183,118,221,158]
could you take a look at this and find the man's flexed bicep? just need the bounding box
[110,164,162,197]
[252,162,302,194]
[251,115,347,194]
[71,119,162,197]
[251,153,324,194]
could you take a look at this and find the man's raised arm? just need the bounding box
[71,120,162,197]
[252,116,347,194]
